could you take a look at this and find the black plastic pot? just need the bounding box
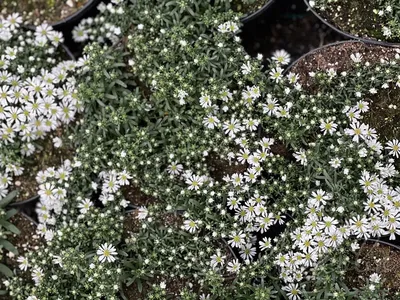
[241,0,275,23]
[9,195,40,223]
[23,0,103,33]
[303,0,400,46]
[284,39,400,76]
[366,238,400,250]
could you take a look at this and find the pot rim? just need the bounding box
[365,238,400,251]
[23,0,102,31]
[303,0,400,46]
[284,39,400,74]
[241,0,275,23]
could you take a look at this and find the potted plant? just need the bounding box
[0,0,103,32]
[0,14,79,210]
[305,0,400,44]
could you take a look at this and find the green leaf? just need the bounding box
[0,263,13,277]
[5,208,18,219]
[0,220,20,234]
[0,191,17,208]
[0,240,18,255]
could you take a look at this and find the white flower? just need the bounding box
[226,259,241,273]
[31,267,44,285]
[17,256,29,271]
[350,53,363,63]
[52,137,62,148]
[269,67,284,82]
[282,283,301,300]
[183,220,198,233]
[320,119,337,135]
[272,49,291,65]
[199,94,212,108]
[329,157,342,169]
[137,206,148,220]
[97,243,118,263]
[386,139,400,158]
[203,115,220,129]
[77,198,93,214]
[228,231,246,248]
[185,174,203,190]
[210,251,226,269]
[369,273,381,284]
[167,161,183,175]
[259,237,272,251]
[241,61,252,75]
[293,149,307,166]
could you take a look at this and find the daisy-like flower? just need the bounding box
[167,161,183,175]
[329,157,342,169]
[369,273,381,284]
[223,118,242,138]
[282,283,301,300]
[241,61,252,75]
[272,49,291,65]
[259,237,272,251]
[185,174,203,190]
[319,119,337,135]
[269,67,284,82]
[350,52,363,63]
[228,231,246,248]
[31,267,44,285]
[262,98,280,116]
[344,121,368,143]
[97,243,118,263]
[226,259,241,273]
[183,220,198,233]
[17,256,29,271]
[240,243,256,262]
[210,251,226,269]
[293,149,307,166]
[386,139,400,158]
[77,198,93,214]
[203,115,220,129]
[199,93,212,108]
[137,206,148,220]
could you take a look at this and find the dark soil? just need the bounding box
[364,85,400,141]
[13,130,74,202]
[290,41,400,143]
[208,153,248,182]
[310,0,384,41]
[0,213,42,300]
[121,276,197,300]
[346,241,400,295]
[121,185,157,207]
[291,42,399,82]
[1,0,88,24]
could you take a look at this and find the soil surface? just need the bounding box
[346,241,400,296]
[0,213,42,300]
[1,0,88,24]
[290,41,400,142]
[309,0,387,42]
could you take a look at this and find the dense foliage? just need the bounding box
[0,0,399,299]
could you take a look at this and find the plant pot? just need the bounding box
[303,0,400,46]
[345,238,400,295]
[16,0,103,33]
[9,195,39,224]
[241,0,275,23]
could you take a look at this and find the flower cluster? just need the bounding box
[0,14,80,200]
